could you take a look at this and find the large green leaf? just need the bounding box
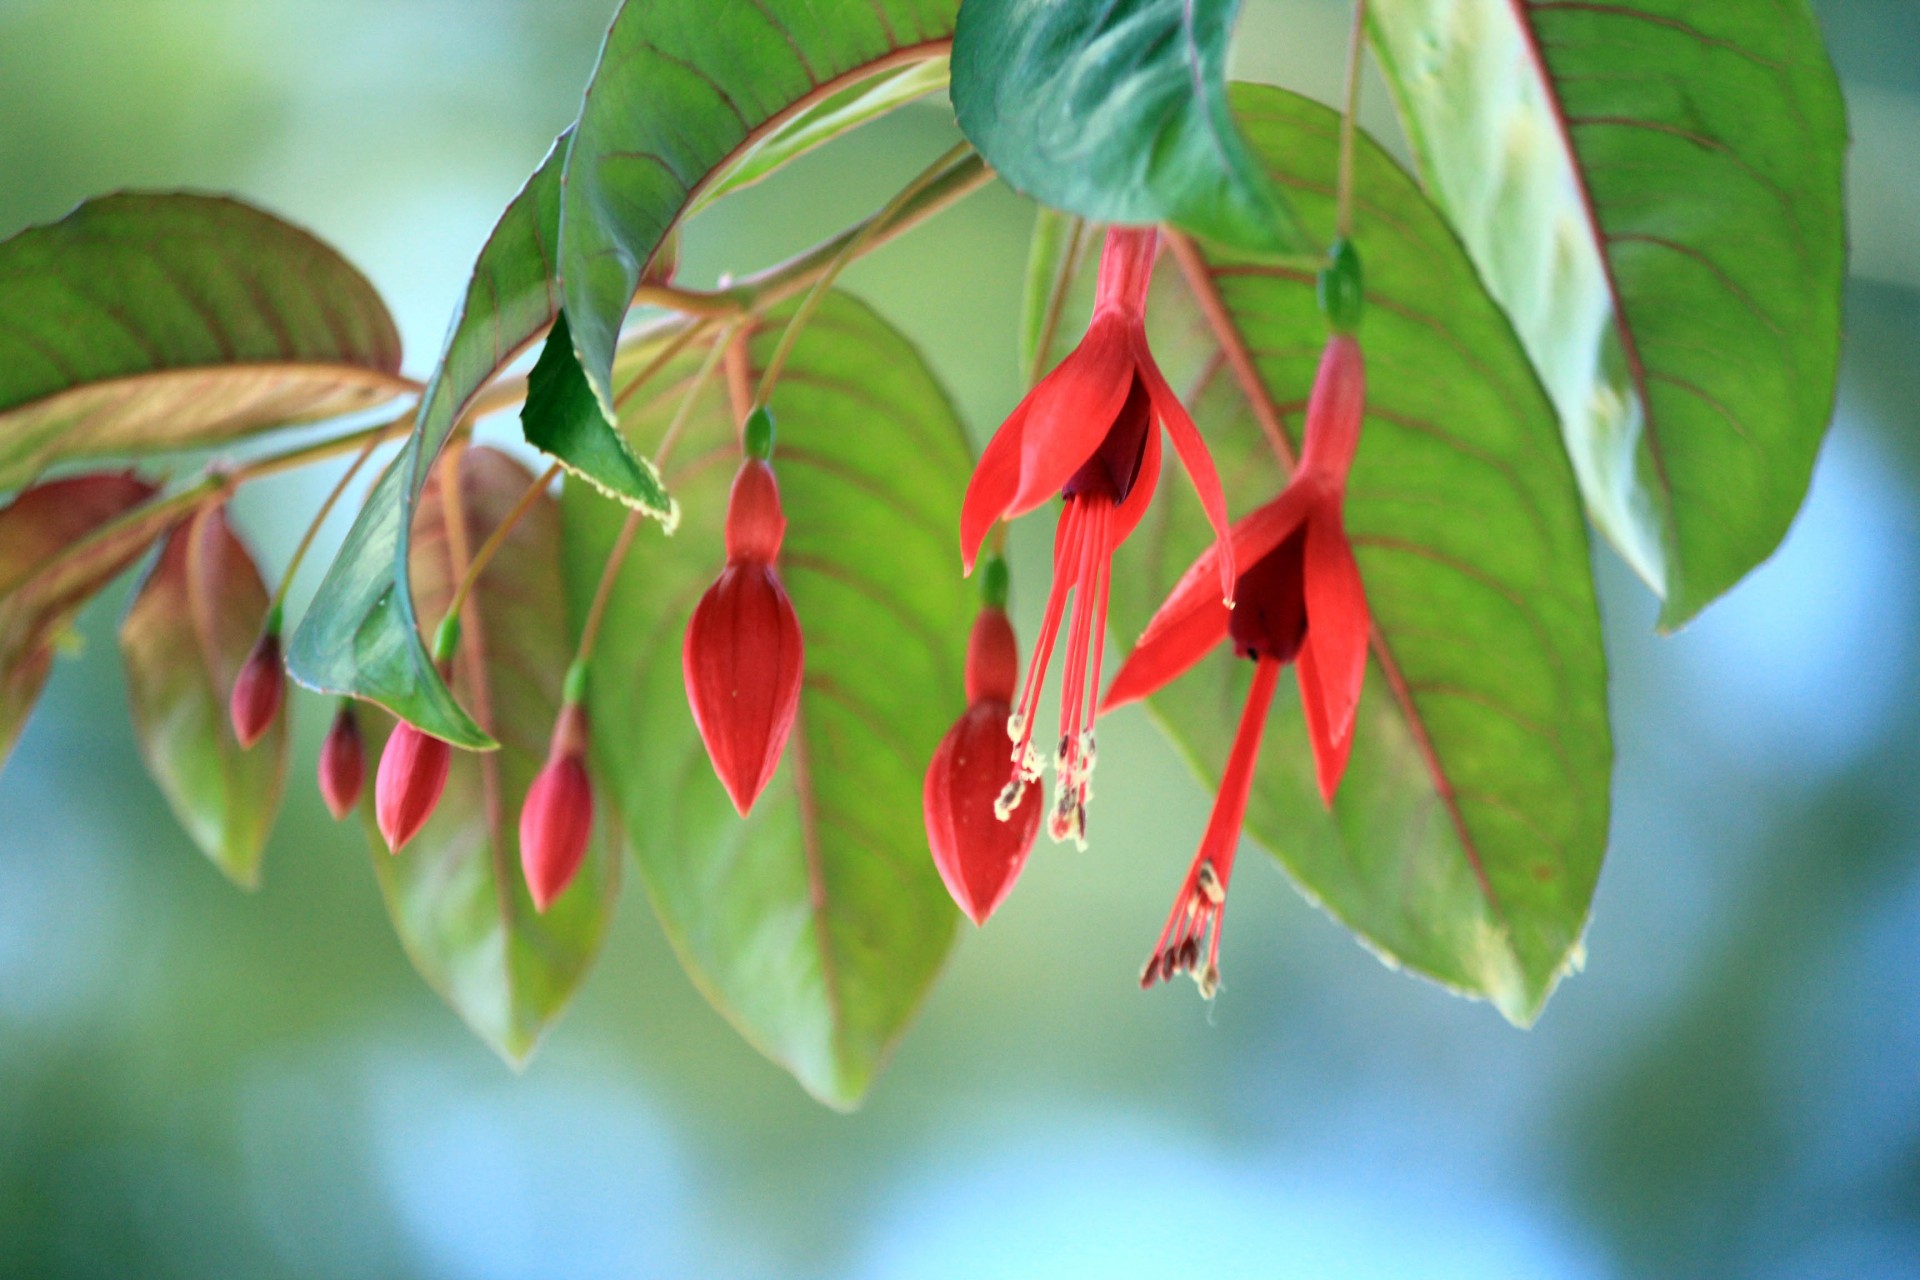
[950,0,1306,256]
[0,194,406,489]
[1366,0,1846,627]
[1109,86,1609,1024]
[287,137,574,749]
[520,312,676,523]
[120,505,285,888]
[558,0,960,418]
[366,445,620,1064]
[562,292,971,1107]
[0,472,161,767]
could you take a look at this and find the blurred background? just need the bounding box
[1,1,1916,1276]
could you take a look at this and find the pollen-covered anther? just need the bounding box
[1197,860,1225,906]
[1196,962,1221,1000]
[993,777,1028,822]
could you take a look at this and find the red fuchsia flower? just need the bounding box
[520,698,593,912]
[684,409,804,816]
[376,720,452,853]
[318,701,365,820]
[924,562,1044,925]
[1103,315,1370,999]
[229,626,285,749]
[959,226,1234,849]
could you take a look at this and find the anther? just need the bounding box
[1197,861,1225,906]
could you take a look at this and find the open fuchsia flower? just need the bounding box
[924,559,1043,926]
[684,408,805,816]
[520,691,594,913]
[376,720,453,853]
[1104,246,1371,999]
[318,701,366,821]
[960,226,1234,850]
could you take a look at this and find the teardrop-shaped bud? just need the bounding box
[318,702,365,820]
[520,704,594,912]
[723,457,785,563]
[925,607,1042,925]
[228,632,284,748]
[683,562,804,815]
[376,720,452,853]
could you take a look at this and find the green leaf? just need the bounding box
[1366,0,1846,627]
[366,445,620,1064]
[1110,86,1610,1024]
[120,505,285,888]
[287,136,576,749]
[693,57,951,213]
[0,194,406,489]
[1016,207,1085,387]
[950,0,1307,257]
[0,472,161,768]
[558,0,960,417]
[521,312,676,524]
[562,292,971,1107]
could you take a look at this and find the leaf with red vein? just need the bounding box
[120,505,285,888]
[1367,0,1846,626]
[1106,87,1610,1025]
[561,292,971,1107]
[0,194,406,488]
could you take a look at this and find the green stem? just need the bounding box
[753,141,974,410]
[264,431,383,622]
[1337,0,1368,240]
[438,460,562,638]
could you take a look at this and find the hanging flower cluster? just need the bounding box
[241,228,1368,1002]
[932,233,1372,999]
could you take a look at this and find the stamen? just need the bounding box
[1196,963,1220,1000]
[1197,861,1225,906]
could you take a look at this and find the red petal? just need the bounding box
[376,722,452,852]
[725,458,785,562]
[1100,481,1316,709]
[959,397,1028,574]
[1298,335,1366,483]
[520,751,594,912]
[683,563,805,815]
[1108,418,1163,546]
[1008,313,1139,514]
[1296,641,1355,807]
[923,699,1041,925]
[1137,338,1235,602]
[965,608,1019,705]
[1303,507,1370,748]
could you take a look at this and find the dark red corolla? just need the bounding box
[960,227,1233,849]
[1104,329,1371,998]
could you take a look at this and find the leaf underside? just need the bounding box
[561,291,971,1107]
[120,506,286,888]
[1366,0,1847,626]
[0,473,162,768]
[0,193,405,490]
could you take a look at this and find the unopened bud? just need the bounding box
[229,632,284,748]
[520,709,594,913]
[318,702,365,820]
[376,721,452,853]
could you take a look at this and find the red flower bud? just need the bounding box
[228,632,284,748]
[684,457,804,816]
[376,720,451,853]
[924,608,1041,925]
[520,704,594,912]
[318,703,365,820]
